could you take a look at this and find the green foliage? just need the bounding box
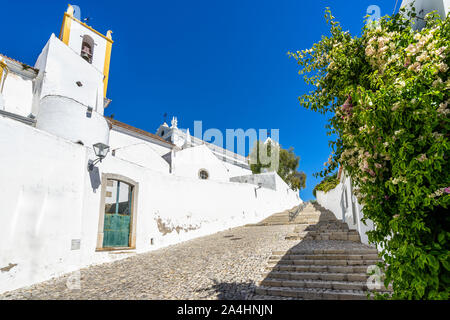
[289,7,450,299]
[313,173,339,197]
[250,140,306,191]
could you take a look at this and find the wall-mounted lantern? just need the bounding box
[86,106,93,118]
[88,142,110,171]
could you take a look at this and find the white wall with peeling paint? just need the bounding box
[0,116,300,294]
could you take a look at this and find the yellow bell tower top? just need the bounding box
[59,4,113,98]
[0,57,8,93]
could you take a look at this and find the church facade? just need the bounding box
[0,5,301,293]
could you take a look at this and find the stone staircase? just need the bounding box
[285,204,361,242]
[253,202,391,300]
[250,202,307,226]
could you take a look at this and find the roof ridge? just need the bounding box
[105,117,175,147]
[0,53,38,72]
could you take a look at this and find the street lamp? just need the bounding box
[88,142,110,171]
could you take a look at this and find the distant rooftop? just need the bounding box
[0,53,38,73]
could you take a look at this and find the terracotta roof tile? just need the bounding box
[0,53,38,73]
[105,117,174,147]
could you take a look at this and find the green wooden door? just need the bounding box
[103,180,133,248]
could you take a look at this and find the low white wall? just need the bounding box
[0,116,300,293]
[316,186,343,221]
[230,172,277,190]
[316,174,374,245]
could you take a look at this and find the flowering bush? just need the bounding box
[289,7,449,299]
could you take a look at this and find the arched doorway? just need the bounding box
[97,174,139,250]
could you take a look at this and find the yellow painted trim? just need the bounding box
[0,62,8,93]
[103,39,113,97]
[59,13,72,45]
[65,14,114,44]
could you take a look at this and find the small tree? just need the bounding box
[249,140,306,191]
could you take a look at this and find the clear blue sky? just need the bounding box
[1,0,398,200]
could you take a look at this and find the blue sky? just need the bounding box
[1,0,398,200]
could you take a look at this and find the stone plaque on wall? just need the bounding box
[71,239,81,250]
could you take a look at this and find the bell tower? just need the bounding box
[59,4,113,97]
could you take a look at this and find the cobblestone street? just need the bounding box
[0,203,376,300]
[0,224,294,300]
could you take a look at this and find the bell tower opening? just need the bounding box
[58,4,114,97]
[81,35,94,64]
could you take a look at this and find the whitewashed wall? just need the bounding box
[1,73,34,117]
[0,116,90,295]
[38,35,104,113]
[316,173,374,245]
[316,186,344,222]
[67,19,108,75]
[32,35,110,147]
[172,145,231,182]
[112,143,170,174]
[109,129,172,157]
[223,161,252,178]
[36,95,110,147]
[0,116,300,294]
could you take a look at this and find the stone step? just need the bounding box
[295,214,322,217]
[291,220,321,224]
[267,259,381,266]
[286,231,360,237]
[263,271,369,282]
[268,253,380,261]
[298,227,350,232]
[251,295,297,300]
[259,279,390,292]
[286,233,361,241]
[266,264,371,274]
[254,286,368,300]
[296,225,350,232]
[309,230,359,235]
[272,248,378,255]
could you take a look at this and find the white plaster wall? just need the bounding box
[0,117,300,294]
[401,0,449,16]
[39,34,104,113]
[112,143,170,174]
[109,129,172,157]
[316,174,375,245]
[401,0,449,29]
[172,144,231,182]
[1,73,34,117]
[223,161,252,177]
[230,172,277,190]
[67,19,108,75]
[274,174,302,202]
[36,95,110,147]
[0,116,90,295]
[317,187,343,219]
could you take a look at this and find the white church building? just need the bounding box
[0,5,301,293]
